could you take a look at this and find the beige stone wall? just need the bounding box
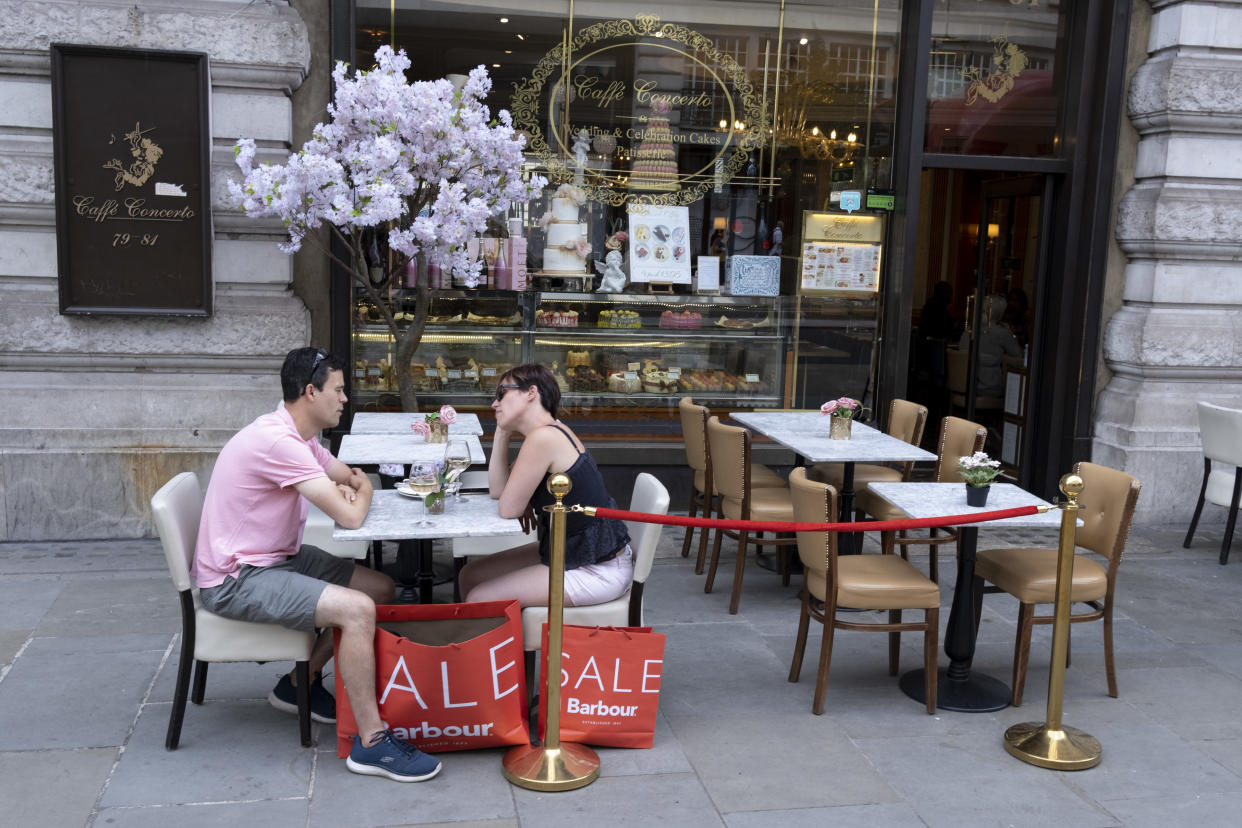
[0,1,315,539]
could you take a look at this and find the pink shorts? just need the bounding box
[564,545,634,607]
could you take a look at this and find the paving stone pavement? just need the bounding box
[2,518,1241,828]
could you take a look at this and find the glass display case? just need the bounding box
[350,289,790,417]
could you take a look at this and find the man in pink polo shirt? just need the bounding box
[193,347,441,783]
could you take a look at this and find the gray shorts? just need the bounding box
[198,545,355,633]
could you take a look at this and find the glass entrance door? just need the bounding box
[908,170,1045,479]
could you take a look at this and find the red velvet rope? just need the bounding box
[589,504,1043,534]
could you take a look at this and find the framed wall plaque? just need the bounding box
[52,44,212,316]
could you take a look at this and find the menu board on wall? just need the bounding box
[798,211,883,295]
[627,204,691,284]
[51,44,212,316]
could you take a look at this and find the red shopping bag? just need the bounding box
[537,623,665,748]
[334,600,529,757]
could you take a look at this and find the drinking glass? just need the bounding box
[442,439,472,503]
[407,461,438,527]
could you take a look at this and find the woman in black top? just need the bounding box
[459,364,632,607]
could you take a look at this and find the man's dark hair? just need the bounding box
[500,363,561,418]
[281,347,347,402]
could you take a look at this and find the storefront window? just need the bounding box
[924,0,1065,157]
[350,1,901,420]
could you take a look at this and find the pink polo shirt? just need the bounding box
[192,403,335,588]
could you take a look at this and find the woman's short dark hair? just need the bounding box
[501,363,560,418]
[281,347,346,402]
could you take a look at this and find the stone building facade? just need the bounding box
[0,0,1237,538]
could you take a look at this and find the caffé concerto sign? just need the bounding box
[511,14,766,207]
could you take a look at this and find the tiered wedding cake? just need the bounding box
[628,100,679,191]
[542,184,590,275]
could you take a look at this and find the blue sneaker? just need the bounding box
[346,730,442,782]
[268,673,336,724]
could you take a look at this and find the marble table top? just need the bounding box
[350,412,484,436]
[731,411,937,464]
[866,482,1076,529]
[337,434,485,465]
[332,490,526,542]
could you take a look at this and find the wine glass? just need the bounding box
[407,461,438,527]
[442,439,472,503]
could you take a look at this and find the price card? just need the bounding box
[744,373,760,383]
[627,362,641,372]
[624,371,638,381]
[481,368,496,377]
[464,369,479,379]
[446,369,462,379]
[668,367,681,379]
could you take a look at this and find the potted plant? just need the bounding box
[411,405,457,444]
[228,46,545,411]
[958,451,1002,506]
[820,397,866,440]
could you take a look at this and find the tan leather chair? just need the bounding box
[787,468,940,714]
[947,348,1003,412]
[704,416,797,614]
[679,397,784,575]
[856,416,987,582]
[972,461,1140,706]
[1183,401,1242,564]
[808,398,928,499]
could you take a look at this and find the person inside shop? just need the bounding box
[1003,287,1031,347]
[918,280,956,341]
[976,293,1023,399]
[192,347,441,784]
[459,363,632,607]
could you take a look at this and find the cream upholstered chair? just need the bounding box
[152,472,315,750]
[857,416,986,583]
[787,468,940,714]
[1183,401,1242,565]
[808,399,929,503]
[704,416,797,614]
[678,397,784,575]
[973,461,1141,706]
[521,473,670,647]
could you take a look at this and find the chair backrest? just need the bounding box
[1197,402,1242,467]
[933,416,988,482]
[1073,461,1141,569]
[623,472,670,585]
[887,399,929,478]
[788,467,837,581]
[678,396,710,474]
[706,415,750,503]
[151,472,203,593]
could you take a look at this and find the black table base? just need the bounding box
[899,667,1010,712]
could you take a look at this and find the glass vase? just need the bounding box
[427,420,449,443]
[829,416,852,440]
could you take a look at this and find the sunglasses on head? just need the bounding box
[310,348,328,372]
[494,383,523,402]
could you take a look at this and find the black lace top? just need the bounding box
[529,424,631,570]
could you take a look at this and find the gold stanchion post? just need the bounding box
[503,473,600,790]
[1003,473,1102,770]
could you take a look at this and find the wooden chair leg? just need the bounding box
[888,610,901,676]
[928,528,939,584]
[881,530,895,556]
[190,661,208,705]
[1103,601,1118,698]
[1183,460,1210,548]
[789,590,811,682]
[728,530,750,614]
[1012,602,1035,707]
[1221,470,1242,565]
[704,526,725,593]
[680,489,699,558]
[694,496,715,575]
[924,607,939,714]
[779,540,791,587]
[295,660,311,747]
[812,609,837,715]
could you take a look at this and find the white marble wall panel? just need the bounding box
[0,1,316,539]
[1100,0,1242,525]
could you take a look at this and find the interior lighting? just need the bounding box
[516,33,525,40]
[719,119,728,129]
[847,132,857,143]
[830,129,837,140]
[493,63,501,68]
[499,17,509,23]
[799,36,808,45]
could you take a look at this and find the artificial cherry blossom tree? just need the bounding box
[229,45,545,410]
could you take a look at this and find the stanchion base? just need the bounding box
[900,667,1011,712]
[502,741,600,791]
[1004,721,1101,770]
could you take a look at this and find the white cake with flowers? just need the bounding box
[541,184,591,275]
